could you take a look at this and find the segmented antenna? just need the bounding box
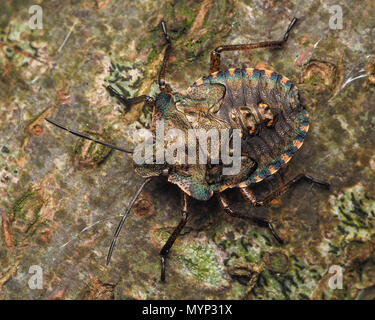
[45,118,133,154]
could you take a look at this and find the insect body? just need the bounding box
[46,17,329,282]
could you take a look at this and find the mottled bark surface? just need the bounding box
[0,0,375,299]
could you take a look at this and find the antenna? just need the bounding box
[45,118,133,154]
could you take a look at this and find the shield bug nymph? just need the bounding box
[45,17,330,282]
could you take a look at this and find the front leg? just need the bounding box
[106,85,155,109]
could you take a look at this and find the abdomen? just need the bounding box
[192,67,309,188]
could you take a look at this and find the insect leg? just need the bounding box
[106,178,152,265]
[158,19,172,93]
[217,192,284,244]
[209,17,298,73]
[106,85,155,109]
[246,174,330,207]
[160,191,190,282]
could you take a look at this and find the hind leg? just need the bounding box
[209,17,298,73]
[240,173,330,207]
[217,192,284,244]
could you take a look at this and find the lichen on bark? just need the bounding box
[0,0,375,300]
